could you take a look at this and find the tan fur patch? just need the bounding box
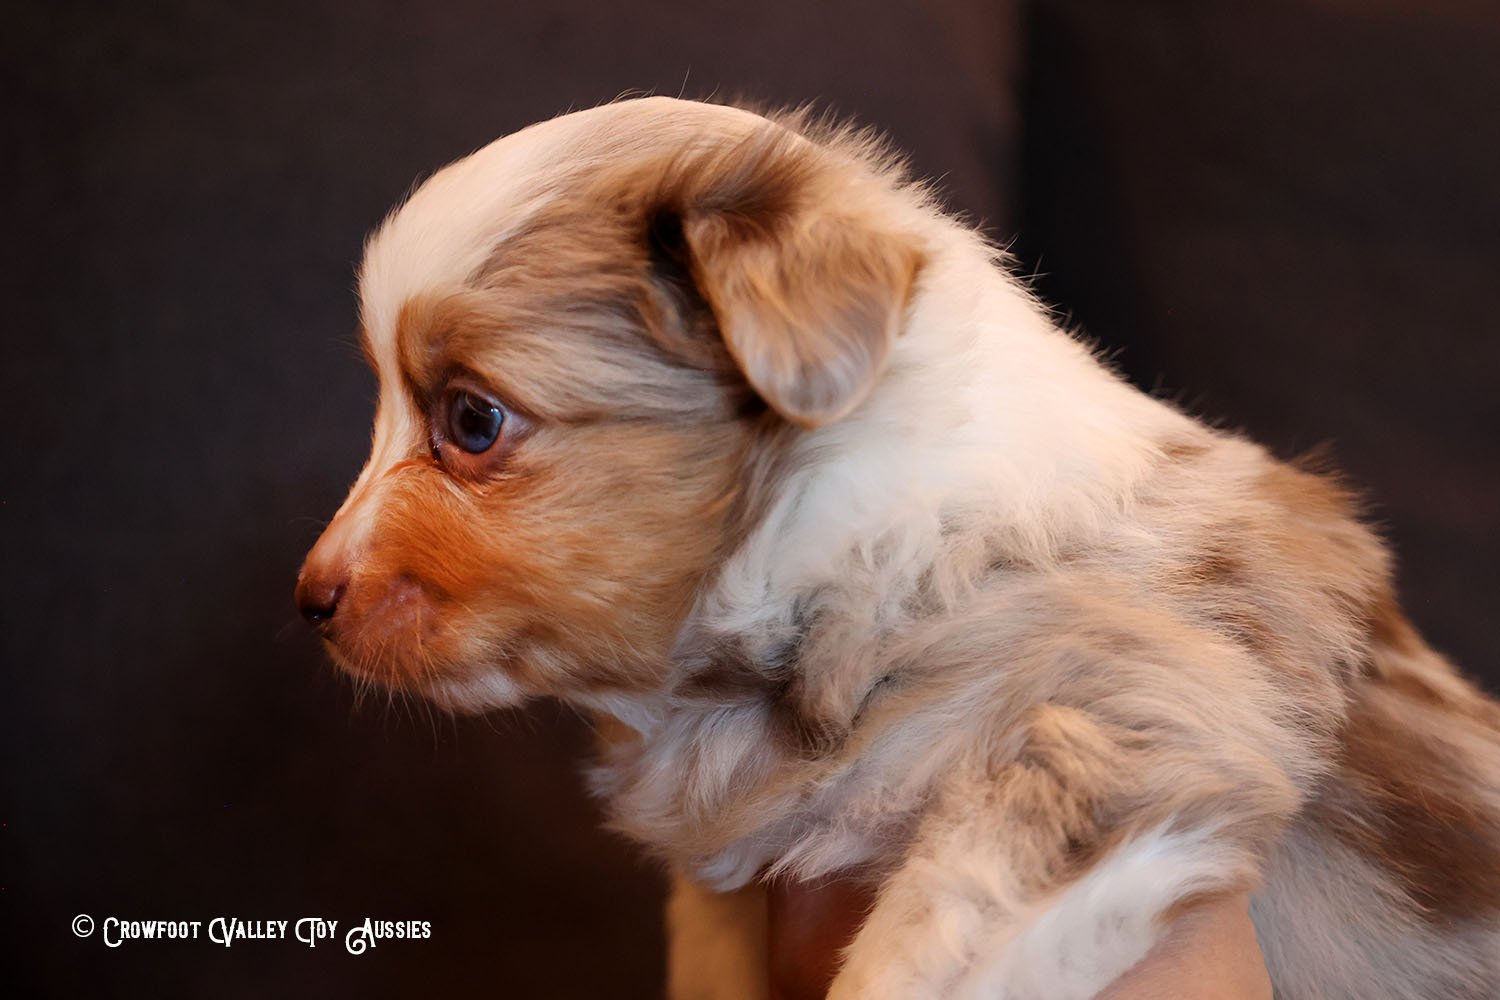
[1254,461,1381,592]
[991,703,1289,900]
[1364,588,1425,660]
[1176,456,1389,700]
[1160,438,1211,463]
[1359,587,1500,728]
[1313,683,1500,923]
[1191,544,1245,586]
[996,706,1126,893]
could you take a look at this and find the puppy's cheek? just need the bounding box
[319,423,740,700]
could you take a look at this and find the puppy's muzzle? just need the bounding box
[295,510,359,635]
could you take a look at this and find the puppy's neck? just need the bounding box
[686,234,1191,693]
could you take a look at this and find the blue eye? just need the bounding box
[447,390,505,453]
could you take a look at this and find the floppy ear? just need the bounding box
[669,129,924,428]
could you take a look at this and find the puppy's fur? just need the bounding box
[298,98,1500,998]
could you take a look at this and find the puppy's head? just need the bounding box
[296,98,923,711]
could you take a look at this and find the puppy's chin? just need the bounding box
[416,670,530,715]
[320,615,534,713]
[324,640,532,713]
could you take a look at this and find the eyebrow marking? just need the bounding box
[392,294,456,407]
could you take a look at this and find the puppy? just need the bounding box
[296,97,1500,998]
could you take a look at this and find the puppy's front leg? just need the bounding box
[666,873,769,1000]
[830,702,1299,1000]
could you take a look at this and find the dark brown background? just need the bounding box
[4,2,1496,996]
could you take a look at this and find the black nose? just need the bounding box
[295,576,345,630]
